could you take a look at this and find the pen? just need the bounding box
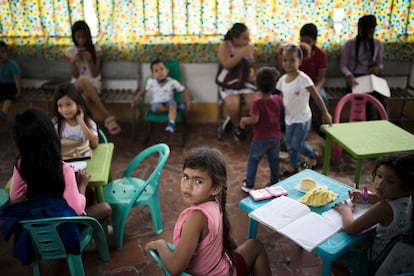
[363,186,368,203]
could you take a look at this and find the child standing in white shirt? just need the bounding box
[276,43,332,175]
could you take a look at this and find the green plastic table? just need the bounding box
[5,143,114,203]
[321,120,414,186]
[84,143,114,203]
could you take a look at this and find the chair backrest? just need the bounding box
[98,129,108,144]
[149,242,191,276]
[19,216,110,262]
[123,143,170,203]
[334,93,388,123]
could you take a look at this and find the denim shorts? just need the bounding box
[151,99,176,112]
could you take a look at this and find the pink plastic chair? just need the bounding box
[331,93,388,164]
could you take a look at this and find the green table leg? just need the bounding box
[322,136,332,175]
[354,159,362,188]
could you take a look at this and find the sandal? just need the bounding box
[104,116,121,135]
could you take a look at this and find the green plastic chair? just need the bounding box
[148,242,191,276]
[0,187,9,207]
[140,61,187,146]
[98,129,108,144]
[103,143,170,250]
[19,216,110,276]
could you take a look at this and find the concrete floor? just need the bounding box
[1,119,413,275]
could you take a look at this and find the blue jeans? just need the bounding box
[315,87,329,132]
[285,119,317,168]
[246,138,280,186]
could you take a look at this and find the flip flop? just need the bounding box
[104,116,121,135]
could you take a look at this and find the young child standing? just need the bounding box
[145,147,272,275]
[332,153,414,275]
[52,83,98,160]
[134,59,191,133]
[0,41,21,121]
[276,43,332,175]
[240,67,282,192]
[64,20,121,135]
[10,108,111,221]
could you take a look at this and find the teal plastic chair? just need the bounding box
[103,143,170,250]
[149,242,191,276]
[0,187,9,207]
[140,61,187,146]
[19,216,110,276]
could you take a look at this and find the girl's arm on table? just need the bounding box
[306,85,332,125]
[146,210,207,275]
[334,200,392,235]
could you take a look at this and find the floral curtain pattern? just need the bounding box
[1,0,414,62]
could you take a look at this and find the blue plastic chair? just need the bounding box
[103,143,170,250]
[148,242,191,276]
[19,216,110,276]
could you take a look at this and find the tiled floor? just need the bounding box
[1,119,413,275]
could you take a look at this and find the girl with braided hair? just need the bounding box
[146,147,271,275]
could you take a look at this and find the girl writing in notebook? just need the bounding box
[145,147,271,275]
[333,153,414,275]
[52,83,98,161]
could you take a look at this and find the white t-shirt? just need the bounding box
[54,119,98,142]
[146,77,185,103]
[276,71,314,125]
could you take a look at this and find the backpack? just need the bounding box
[215,58,251,90]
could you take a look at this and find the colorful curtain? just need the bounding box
[1,0,414,62]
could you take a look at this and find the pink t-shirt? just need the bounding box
[10,162,86,215]
[173,201,236,276]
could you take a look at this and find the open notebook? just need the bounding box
[249,196,371,251]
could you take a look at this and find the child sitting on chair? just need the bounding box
[146,147,272,275]
[52,83,98,161]
[134,59,191,133]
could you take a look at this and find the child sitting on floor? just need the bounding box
[134,59,191,133]
[146,147,272,275]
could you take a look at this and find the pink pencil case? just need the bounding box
[249,186,288,201]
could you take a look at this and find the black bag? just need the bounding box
[215,58,251,90]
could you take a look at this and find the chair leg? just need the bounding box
[32,260,41,276]
[147,197,163,235]
[67,254,85,276]
[110,204,130,250]
[144,122,153,145]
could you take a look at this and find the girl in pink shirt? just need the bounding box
[10,108,111,220]
[146,147,272,275]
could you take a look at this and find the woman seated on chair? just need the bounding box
[217,23,258,141]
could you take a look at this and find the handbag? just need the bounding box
[215,58,251,90]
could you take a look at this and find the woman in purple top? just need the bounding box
[340,15,386,119]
